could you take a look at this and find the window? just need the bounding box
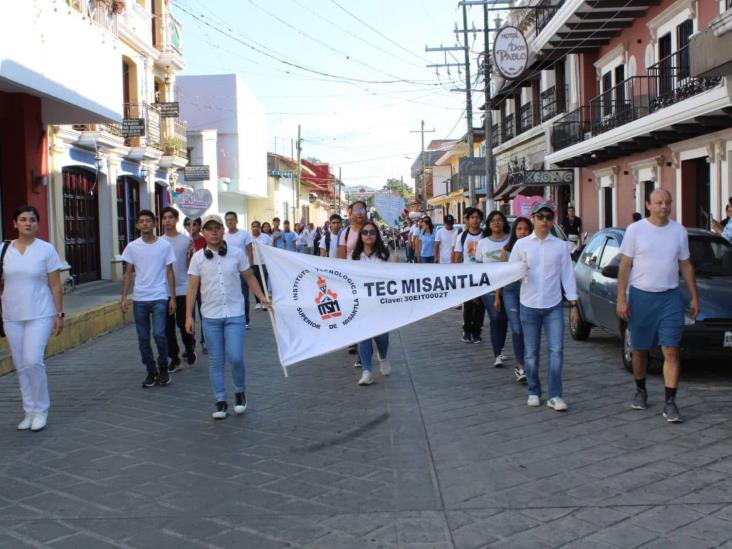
[603,187,613,228]
[677,19,693,80]
[601,72,612,116]
[581,234,606,267]
[117,176,140,252]
[598,237,620,269]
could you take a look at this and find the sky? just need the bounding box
[174,0,492,191]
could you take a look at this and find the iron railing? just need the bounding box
[68,0,119,35]
[535,0,565,35]
[551,45,722,152]
[448,174,464,194]
[540,85,567,121]
[503,113,515,142]
[518,102,533,135]
[124,102,162,150]
[153,14,183,54]
[162,119,188,158]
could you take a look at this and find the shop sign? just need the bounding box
[121,118,145,138]
[184,165,210,181]
[268,170,294,178]
[493,26,528,80]
[459,157,487,176]
[172,186,213,218]
[512,169,573,186]
[156,102,180,118]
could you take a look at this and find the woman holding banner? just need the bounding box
[352,221,392,386]
[476,211,510,368]
[496,217,532,383]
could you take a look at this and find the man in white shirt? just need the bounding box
[161,206,196,372]
[409,221,422,263]
[434,214,457,264]
[120,210,177,388]
[250,220,271,310]
[453,207,486,343]
[617,189,698,423]
[224,211,254,329]
[304,222,316,254]
[319,214,343,258]
[509,202,578,412]
[185,214,269,420]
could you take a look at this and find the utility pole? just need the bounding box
[460,2,476,208]
[338,167,342,213]
[295,125,302,224]
[409,120,435,211]
[483,5,494,213]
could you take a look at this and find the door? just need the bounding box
[658,33,672,98]
[643,181,654,218]
[695,159,711,229]
[601,72,612,117]
[590,236,621,329]
[677,19,693,81]
[63,168,101,284]
[154,182,165,235]
[117,176,140,252]
[603,187,613,228]
[614,65,625,117]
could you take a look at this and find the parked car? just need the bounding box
[571,227,732,369]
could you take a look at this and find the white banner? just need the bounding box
[255,244,527,370]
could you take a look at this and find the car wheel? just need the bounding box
[569,304,591,341]
[621,322,633,372]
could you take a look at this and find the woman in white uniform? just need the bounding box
[2,206,64,432]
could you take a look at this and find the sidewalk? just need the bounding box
[1,306,732,547]
[0,281,129,375]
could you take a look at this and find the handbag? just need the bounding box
[0,240,11,337]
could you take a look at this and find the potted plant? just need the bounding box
[163,136,182,156]
[112,0,125,14]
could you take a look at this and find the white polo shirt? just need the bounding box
[509,232,578,309]
[188,246,250,319]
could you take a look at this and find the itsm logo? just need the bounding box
[314,276,342,320]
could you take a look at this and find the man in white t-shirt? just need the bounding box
[453,207,485,343]
[304,222,317,254]
[120,209,176,388]
[434,214,457,264]
[250,220,271,310]
[224,211,254,328]
[319,214,343,258]
[185,214,270,420]
[161,206,196,372]
[617,189,699,423]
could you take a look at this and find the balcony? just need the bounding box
[535,0,565,36]
[551,46,723,157]
[518,102,533,135]
[491,123,501,148]
[540,85,567,122]
[448,174,464,194]
[68,0,119,36]
[153,14,184,70]
[503,113,515,142]
[159,119,188,169]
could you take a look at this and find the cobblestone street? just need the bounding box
[2,307,732,548]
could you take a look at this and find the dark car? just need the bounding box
[571,227,732,369]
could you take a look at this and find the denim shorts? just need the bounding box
[628,286,683,350]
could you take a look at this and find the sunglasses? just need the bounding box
[360,229,378,236]
[534,213,553,222]
[352,207,367,214]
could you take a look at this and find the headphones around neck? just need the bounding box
[203,242,227,259]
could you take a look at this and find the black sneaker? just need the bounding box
[158,368,171,386]
[186,349,197,366]
[142,372,158,388]
[472,335,482,344]
[663,401,683,423]
[631,389,648,410]
[347,344,358,355]
[461,332,472,344]
[234,392,247,415]
[212,401,228,420]
[168,357,181,373]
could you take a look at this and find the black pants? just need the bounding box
[166,295,195,360]
[252,265,268,303]
[239,278,250,323]
[462,298,485,338]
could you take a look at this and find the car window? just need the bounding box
[598,237,620,269]
[689,235,732,276]
[581,234,606,267]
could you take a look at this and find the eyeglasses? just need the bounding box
[360,229,378,236]
[534,213,553,222]
[352,207,367,214]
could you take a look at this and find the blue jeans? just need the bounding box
[420,256,435,263]
[481,292,508,357]
[520,303,564,399]
[202,315,246,402]
[133,299,169,373]
[359,333,389,373]
[502,281,525,366]
[239,278,250,324]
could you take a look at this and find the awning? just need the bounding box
[428,189,464,206]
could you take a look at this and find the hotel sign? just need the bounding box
[183,165,210,181]
[493,26,528,80]
[510,169,574,186]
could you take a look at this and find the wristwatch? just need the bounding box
[569,302,578,308]
[56,312,65,318]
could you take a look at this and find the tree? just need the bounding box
[382,178,413,197]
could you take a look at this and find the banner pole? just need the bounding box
[253,242,289,378]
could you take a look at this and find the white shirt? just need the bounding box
[224,229,253,255]
[305,229,316,247]
[359,251,386,263]
[121,237,175,302]
[188,246,250,319]
[453,230,483,263]
[409,225,421,240]
[253,233,273,247]
[509,232,578,308]
[435,227,456,263]
[162,232,192,296]
[2,239,63,321]
[620,218,689,292]
[476,235,509,263]
[319,229,341,258]
[295,231,307,248]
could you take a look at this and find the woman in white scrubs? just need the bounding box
[2,206,64,432]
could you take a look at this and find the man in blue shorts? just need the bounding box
[616,189,699,423]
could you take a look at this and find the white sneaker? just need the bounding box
[379,357,392,376]
[255,303,262,310]
[358,371,374,386]
[547,397,568,412]
[30,411,48,432]
[17,414,34,431]
[499,353,508,363]
[493,355,504,368]
[527,395,540,407]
